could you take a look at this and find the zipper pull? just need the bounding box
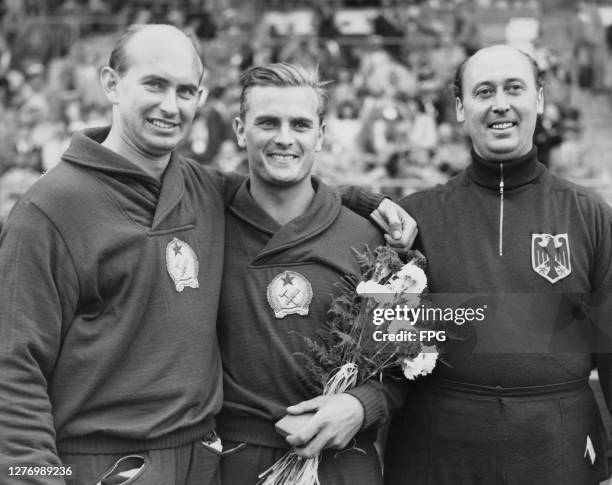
[499,163,504,257]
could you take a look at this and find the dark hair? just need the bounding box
[238,62,330,122]
[451,47,545,100]
[108,24,204,78]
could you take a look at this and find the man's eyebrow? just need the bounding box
[141,74,199,91]
[141,74,168,83]
[471,77,528,92]
[252,115,315,124]
[292,117,314,125]
[253,115,278,122]
[505,77,527,84]
[471,81,493,92]
[178,81,199,92]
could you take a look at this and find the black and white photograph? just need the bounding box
[1,0,612,484]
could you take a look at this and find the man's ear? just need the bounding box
[100,66,120,104]
[455,97,465,123]
[196,86,207,108]
[315,120,326,152]
[233,116,246,148]
[536,86,544,115]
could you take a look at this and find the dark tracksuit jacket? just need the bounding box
[385,148,612,485]
[217,180,405,481]
[0,128,234,479]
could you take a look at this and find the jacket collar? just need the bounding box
[61,127,188,231]
[466,146,545,190]
[229,177,341,263]
[62,127,159,181]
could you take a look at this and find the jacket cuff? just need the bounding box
[346,383,386,431]
[340,186,386,219]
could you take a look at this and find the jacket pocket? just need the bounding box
[95,455,146,485]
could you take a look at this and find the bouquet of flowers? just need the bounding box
[258,245,439,485]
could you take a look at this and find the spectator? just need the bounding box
[0,167,39,231]
[534,102,563,167]
[453,2,482,56]
[194,85,233,165]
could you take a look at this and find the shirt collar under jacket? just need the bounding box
[466,146,545,190]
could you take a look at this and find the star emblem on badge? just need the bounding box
[281,272,295,286]
[267,270,313,318]
[172,241,183,256]
[165,237,199,292]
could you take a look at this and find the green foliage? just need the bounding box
[295,246,430,390]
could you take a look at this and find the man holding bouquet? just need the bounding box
[216,63,406,484]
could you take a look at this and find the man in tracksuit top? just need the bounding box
[217,63,405,484]
[0,25,414,485]
[0,24,231,485]
[385,45,612,484]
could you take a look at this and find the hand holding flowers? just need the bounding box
[258,246,440,485]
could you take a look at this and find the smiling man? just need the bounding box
[101,24,204,178]
[216,63,405,485]
[456,46,543,163]
[384,45,612,484]
[0,24,230,485]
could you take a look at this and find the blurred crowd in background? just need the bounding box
[1,0,612,229]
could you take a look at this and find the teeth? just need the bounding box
[491,122,513,129]
[151,120,175,128]
[270,154,296,161]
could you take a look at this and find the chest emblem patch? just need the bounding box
[267,271,313,318]
[166,237,199,292]
[531,233,571,284]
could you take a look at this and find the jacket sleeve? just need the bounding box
[592,208,612,414]
[220,170,248,206]
[339,186,385,219]
[346,374,407,431]
[0,202,78,483]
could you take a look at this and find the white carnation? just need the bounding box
[386,262,427,295]
[402,349,438,380]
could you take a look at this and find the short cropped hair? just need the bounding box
[238,63,330,122]
[108,24,204,78]
[451,48,545,100]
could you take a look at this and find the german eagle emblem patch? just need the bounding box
[531,233,571,283]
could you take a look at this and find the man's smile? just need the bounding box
[266,152,299,163]
[147,118,179,129]
[488,120,517,131]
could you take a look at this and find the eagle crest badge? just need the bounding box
[531,233,571,284]
[267,271,313,318]
[166,237,199,292]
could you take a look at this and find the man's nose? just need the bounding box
[492,90,510,113]
[159,90,179,115]
[273,123,294,146]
